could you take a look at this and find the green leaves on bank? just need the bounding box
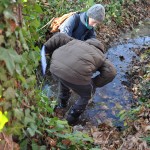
[0,47,22,75]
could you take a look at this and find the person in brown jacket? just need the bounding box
[44,33,116,125]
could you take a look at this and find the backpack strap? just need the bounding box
[72,12,80,32]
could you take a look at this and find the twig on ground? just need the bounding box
[38,17,54,31]
[2,133,13,150]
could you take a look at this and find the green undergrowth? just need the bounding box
[0,0,96,149]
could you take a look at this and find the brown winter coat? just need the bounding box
[44,33,116,87]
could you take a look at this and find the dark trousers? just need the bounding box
[53,74,95,113]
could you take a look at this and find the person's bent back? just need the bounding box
[44,33,116,125]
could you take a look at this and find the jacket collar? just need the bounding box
[80,12,93,30]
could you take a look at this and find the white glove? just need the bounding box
[40,45,47,75]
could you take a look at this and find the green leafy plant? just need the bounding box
[0,1,97,149]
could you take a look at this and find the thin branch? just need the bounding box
[2,133,13,150]
[105,130,113,144]
[17,4,23,27]
[38,17,55,31]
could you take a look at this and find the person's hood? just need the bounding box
[85,38,105,53]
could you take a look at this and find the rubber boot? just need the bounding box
[60,98,69,108]
[66,107,84,126]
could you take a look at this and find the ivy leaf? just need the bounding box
[27,127,35,136]
[87,0,94,7]
[0,47,22,75]
[3,10,17,22]
[39,146,46,150]
[7,122,24,135]
[29,50,40,66]
[24,116,35,126]
[30,19,40,29]
[24,109,35,126]
[32,142,39,150]
[34,4,43,13]
[0,35,4,45]
[0,85,2,96]
[0,67,7,81]
[20,139,28,150]
[14,108,24,121]
[3,87,16,100]
[19,29,29,50]
[3,78,15,88]
[15,64,22,75]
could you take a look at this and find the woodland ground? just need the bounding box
[96,0,149,48]
[0,0,149,149]
[73,0,150,149]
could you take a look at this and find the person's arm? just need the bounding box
[59,14,77,36]
[92,60,117,87]
[41,33,73,75]
[44,33,73,56]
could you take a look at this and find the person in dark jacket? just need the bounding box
[40,4,105,75]
[59,4,105,41]
[44,33,116,125]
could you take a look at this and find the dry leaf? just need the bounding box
[46,137,57,147]
[8,19,18,32]
[62,139,71,146]
[0,30,3,35]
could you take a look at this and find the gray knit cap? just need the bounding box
[87,4,105,22]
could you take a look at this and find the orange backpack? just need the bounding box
[50,12,77,33]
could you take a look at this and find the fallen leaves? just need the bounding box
[72,104,150,149]
[45,137,57,147]
[62,139,71,146]
[8,19,18,32]
[0,30,3,35]
[0,133,20,150]
[90,124,121,149]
